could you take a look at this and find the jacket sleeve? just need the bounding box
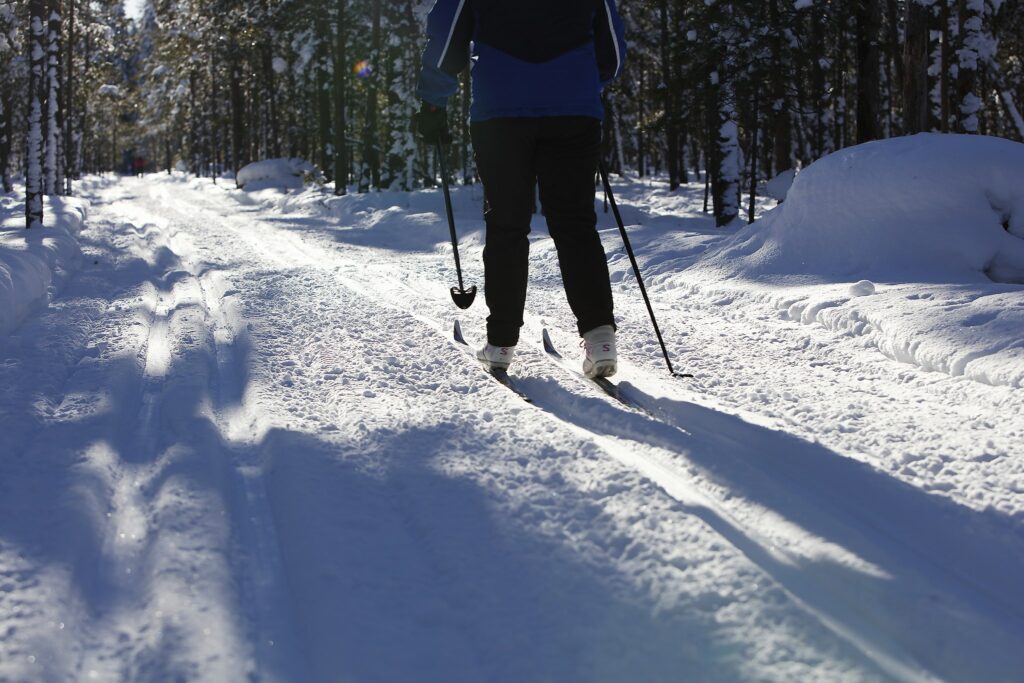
[594,0,627,85]
[416,0,474,108]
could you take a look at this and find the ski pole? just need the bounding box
[437,140,477,310]
[598,162,691,379]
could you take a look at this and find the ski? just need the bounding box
[541,328,657,418]
[454,321,533,403]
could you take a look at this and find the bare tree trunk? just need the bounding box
[637,63,646,178]
[940,0,952,131]
[769,0,792,174]
[834,12,848,149]
[903,0,931,134]
[315,20,331,178]
[660,0,680,190]
[0,79,11,193]
[360,0,381,192]
[461,66,471,183]
[856,0,883,143]
[808,11,827,158]
[228,40,246,180]
[333,0,348,195]
[263,47,280,158]
[748,92,760,224]
[886,0,904,115]
[64,0,75,194]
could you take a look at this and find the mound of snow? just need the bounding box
[698,134,1024,284]
[0,193,88,337]
[848,279,876,297]
[236,158,314,191]
[763,169,796,202]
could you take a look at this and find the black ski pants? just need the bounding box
[471,116,615,347]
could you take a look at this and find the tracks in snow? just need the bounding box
[5,177,1018,681]
[159,179,1024,682]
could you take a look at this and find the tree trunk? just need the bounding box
[263,47,280,158]
[808,10,827,158]
[64,0,75,193]
[748,92,760,224]
[461,66,472,183]
[956,0,983,133]
[228,40,246,180]
[27,1,47,228]
[709,71,739,227]
[333,0,348,195]
[0,79,11,193]
[903,0,931,134]
[360,0,381,192]
[835,12,848,149]
[856,0,883,143]
[44,0,62,195]
[660,0,680,190]
[769,0,792,174]
[208,50,219,181]
[886,0,904,120]
[638,63,646,178]
[940,0,952,131]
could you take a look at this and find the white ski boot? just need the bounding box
[582,325,617,378]
[477,344,515,371]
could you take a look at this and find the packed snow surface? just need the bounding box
[0,134,1022,682]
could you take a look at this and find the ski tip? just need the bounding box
[454,319,466,345]
[541,329,561,357]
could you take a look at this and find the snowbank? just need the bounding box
[679,134,1024,387]
[190,173,490,253]
[0,191,88,338]
[699,133,1024,284]
[235,158,314,191]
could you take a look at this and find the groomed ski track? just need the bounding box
[1,176,1022,682]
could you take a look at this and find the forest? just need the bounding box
[1,0,1023,229]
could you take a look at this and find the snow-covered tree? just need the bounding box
[6,0,1021,219]
[25,0,45,228]
[0,0,20,192]
[383,0,420,191]
[43,1,62,195]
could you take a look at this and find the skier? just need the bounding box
[415,0,627,379]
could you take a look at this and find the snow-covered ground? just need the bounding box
[0,188,88,337]
[1,135,1022,682]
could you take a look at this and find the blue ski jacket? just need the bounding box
[417,0,627,122]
